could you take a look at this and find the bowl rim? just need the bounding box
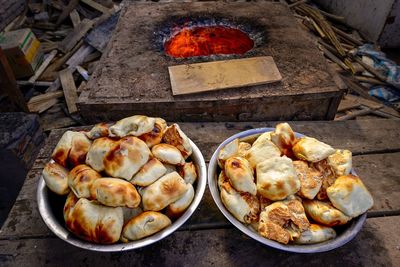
[207,127,367,253]
[37,138,207,252]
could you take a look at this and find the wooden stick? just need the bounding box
[56,0,79,26]
[80,0,111,14]
[336,106,375,120]
[354,75,387,85]
[352,56,388,83]
[28,91,64,106]
[289,0,307,8]
[70,9,81,28]
[28,98,59,113]
[59,68,79,114]
[28,50,58,83]
[318,45,349,71]
[332,26,363,46]
[17,80,53,87]
[340,75,382,102]
[58,19,94,53]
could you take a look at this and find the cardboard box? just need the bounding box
[0,28,43,78]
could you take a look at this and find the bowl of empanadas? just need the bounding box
[37,115,207,251]
[208,123,373,253]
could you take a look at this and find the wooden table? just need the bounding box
[1,120,399,266]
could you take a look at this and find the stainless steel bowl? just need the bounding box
[208,127,367,253]
[37,139,207,252]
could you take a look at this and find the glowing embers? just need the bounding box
[164,26,254,58]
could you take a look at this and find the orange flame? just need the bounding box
[164,26,254,58]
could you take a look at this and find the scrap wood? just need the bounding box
[59,68,79,114]
[332,26,363,46]
[340,75,380,102]
[28,50,58,83]
[318,44,349,71]
[28,90,64,105]
[66,44,95,67]
[58,18,94,53]
[70,9,81,28]
[80,0,112,14]
[56,0,80,26]
[336,106,378,121]
[28,97,59,113]
[27,91,64,113]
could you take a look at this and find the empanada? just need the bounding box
[258,199,310,244]
[225,156,256,195]
[109,115,156,137]
[90,178,141,208]
[327,149,352,177]
[42,161,70,195]
[68,164,101,199]
[218,138,239,168]
[138,118,166,148]
[293,137,335,162]
[162,123,192,158]
[63,192,79,221]
[166,183,195,218]
[152,143,185,165]
[86,123,110,140]
[293,160,323,199]
[104,136,151,180]
[141,172,190,211]
[220,177,259,224]
[327,174,373,217]
[312,160,337,200]
[177,162,197,184]
[52,131,91,167]
[303,199,351,226]
[121,211,171,242]
[256,156,300,200]
[293,224,336,244]
[270,122,297,157]
[246,133,281,168]
[238,142,252,158]
[85,137,116,172]
[66,198,123,244]
[131,158,167,186]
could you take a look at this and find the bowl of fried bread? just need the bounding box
[208,123,373,253]
[38,115,207,251]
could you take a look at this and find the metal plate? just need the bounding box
[37,139,207,252]
[208,127,367,253]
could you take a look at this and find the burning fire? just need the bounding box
[164,26,254,58]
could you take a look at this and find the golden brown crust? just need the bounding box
[293,160,323,199]
[68,164,101,199]
[312,160,337,200]
[225,156,256,195]
[162,123,192,158]
[138,121,164,148]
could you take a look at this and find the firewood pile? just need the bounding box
[1,0,122,131]
[286,0,400,120]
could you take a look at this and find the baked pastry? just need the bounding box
[256,156,300,200]
[258,199,310,244]
[312,160,337,200]
[166,183,195,218]
[246,133,281,168]
[86,123,110,139]
[151,143,185,165]
[327,149,352,177]
[162,123,192,158]
[220,182,260,224]
[85,137,116,172]
[63,192,79,221]
[270,122,297,157]
[293,160,323,200]
[68,164,101,199]
[303,199,351,226]
[131,158,167,186]
[218,138,239,168]
[238,142,252,158]
[42,161,70,195]
[51,131,91,167]
[141,172,190,211]
[66,198,123,244]
[90,178,141,208]
[293,224,336,244]
[327,174,374,217]
[292,137,335,162]
[177,162,197,184]
[121,211,171,242]
[104,136,151,180]
[138,118,166,148]
[225,156,256,195]
[109,115,156,137]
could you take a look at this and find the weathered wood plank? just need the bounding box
[69,9,81,28]
[0,216,399,266]
[59,68,78,114]
[58,19,94,53]
[28,50,57,83]
[169,57,282,96]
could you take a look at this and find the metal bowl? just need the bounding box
[37,139,207,252]
[208,127,367,253]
